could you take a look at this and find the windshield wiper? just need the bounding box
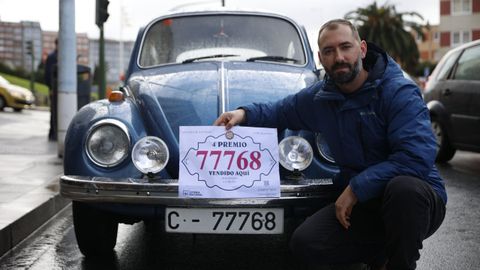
[182,54,239,64]
[246,55,298,63]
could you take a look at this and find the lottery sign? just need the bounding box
[179,126,280,198]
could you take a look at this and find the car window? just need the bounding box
[453,45,480,81]
[139,14,306,67]
[435,50,462,80]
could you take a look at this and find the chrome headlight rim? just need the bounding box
[315,133,335,164]
[84,119,131,168]
[131,136,170,174]
[278,135,313,172]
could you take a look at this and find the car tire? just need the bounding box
[430,117,456,163]
[13,108,22,112]
[0,96,5,110]
[72,201,118,257]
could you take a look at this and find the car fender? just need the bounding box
[64,98,148,178]
[427,100,453,136]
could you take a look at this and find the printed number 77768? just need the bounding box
[211,211,276,231]
[196,150,262,170]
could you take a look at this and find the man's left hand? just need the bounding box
[335,185,358,229]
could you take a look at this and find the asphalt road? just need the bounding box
[0,141,479,269]
[1,151,480,270]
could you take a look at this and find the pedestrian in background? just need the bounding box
[214,19,446,269]
[44,39,57,141]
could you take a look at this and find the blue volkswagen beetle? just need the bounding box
[61,8,339,256]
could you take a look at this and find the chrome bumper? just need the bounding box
[60,175,335,206]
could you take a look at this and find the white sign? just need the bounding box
[179,126,280,198]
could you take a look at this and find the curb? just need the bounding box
[0,178,70,258]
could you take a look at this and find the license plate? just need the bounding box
[165,208,284,234]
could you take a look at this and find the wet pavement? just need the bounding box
[0,108,479,269]
[0,149,479,269]
[0,108,69,257]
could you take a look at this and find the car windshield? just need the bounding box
[139,14,306,67]
[0,76,10,86]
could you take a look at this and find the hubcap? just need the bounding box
[431,121,442,153]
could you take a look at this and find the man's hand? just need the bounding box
[335,185,358,230]
[213,109,246,129]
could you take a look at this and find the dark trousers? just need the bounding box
[48,90,57,141]
[290,176,446,270]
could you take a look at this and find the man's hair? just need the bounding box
[317,19,361,45]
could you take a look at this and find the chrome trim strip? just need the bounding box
[60,175,335,205]
[218,61,227,115]
[84,119,131,168]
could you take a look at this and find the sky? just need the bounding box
[0,0,439,46]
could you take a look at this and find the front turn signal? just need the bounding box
[108,90,124,102]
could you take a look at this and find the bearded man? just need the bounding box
[214,19,446,270]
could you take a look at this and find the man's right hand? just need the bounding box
[213,109,246,130]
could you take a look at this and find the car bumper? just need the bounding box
[60,175,337,207]
[10,98,34,109]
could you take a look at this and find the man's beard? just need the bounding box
[326,56,362,84]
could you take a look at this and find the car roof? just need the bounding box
[145,7,300,28]
[448,39,480,53]
[166,6,290,17]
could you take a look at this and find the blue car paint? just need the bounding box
[64,99,148,179]
[63,10,339,218]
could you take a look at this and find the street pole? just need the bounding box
[29,42,35,96]
[98,25,106,99]
[58,0,77,157]
[96,0,109,99]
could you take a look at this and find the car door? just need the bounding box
[449,44,480,149]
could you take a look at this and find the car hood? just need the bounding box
[6,84,33,96]
[128,61,316,139]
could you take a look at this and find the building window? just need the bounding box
[452,0,472,15]
[415,32,423,43]
[452,30,471,46]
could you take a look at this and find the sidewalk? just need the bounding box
[0,108,69,257]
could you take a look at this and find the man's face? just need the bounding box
[317,24,366,84]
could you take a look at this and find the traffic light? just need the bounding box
[96,0,110,27]
[25,40,33,56]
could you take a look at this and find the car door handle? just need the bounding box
[442,89,452,96]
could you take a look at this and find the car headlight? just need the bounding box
[315,133,335,163]
[132,136,169,174]
[10,90,24,99]
[85,119,130,167]
[278,136,313,171]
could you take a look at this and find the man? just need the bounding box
[44,39,58,141]
[214,19,446,269]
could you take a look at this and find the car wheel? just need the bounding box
[430,118,456,162]
[0,96,5,110]
[13,108,22,112]
[72,201,118,257]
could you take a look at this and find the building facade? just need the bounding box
[1,20,91,73]
[42,31,90,66]
[0,20,42,72]
[438,0,480,56]
[89,39,134,83]
[415,25,441,63]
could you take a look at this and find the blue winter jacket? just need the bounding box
[242,43,447,204]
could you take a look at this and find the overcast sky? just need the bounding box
[0,0,438,45]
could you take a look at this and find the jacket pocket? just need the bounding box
[357,110,388,163]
